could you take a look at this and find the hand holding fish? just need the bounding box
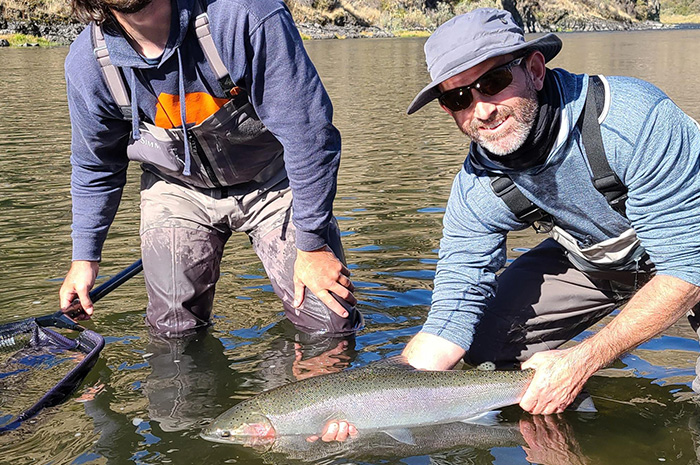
[519,346,596,415]
[307,420,358,443]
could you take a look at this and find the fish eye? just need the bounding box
[220,430,231,438]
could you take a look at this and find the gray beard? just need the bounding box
[465,76,539,156]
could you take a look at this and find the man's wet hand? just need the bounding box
[293,246,356,317]
[520,347,595,415]
[59,260,99,319]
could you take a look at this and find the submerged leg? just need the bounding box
[140,177,230,336]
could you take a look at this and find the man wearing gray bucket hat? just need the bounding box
[394,7,700,418]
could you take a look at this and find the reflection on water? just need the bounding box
[0,29,700,464]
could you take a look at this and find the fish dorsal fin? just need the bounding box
[383,428,416,445]
[476,361,496,371]
[368,355,416,370]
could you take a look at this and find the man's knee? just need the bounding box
[253,218,362,336]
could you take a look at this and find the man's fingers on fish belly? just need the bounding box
[321,421,339,442]
[320,420,354,442]
[337,421,350,441]
[519,390,538,414]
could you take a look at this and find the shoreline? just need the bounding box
[0,17,698,47]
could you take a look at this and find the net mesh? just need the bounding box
[0,318,104,431]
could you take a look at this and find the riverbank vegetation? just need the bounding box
[0,33,52,46]
[0,0,699,46]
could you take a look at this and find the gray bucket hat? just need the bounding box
[407,8,562,115]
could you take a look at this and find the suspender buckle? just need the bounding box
[490,176,551,225]
[93,44,108,60]
[593,173,625,192]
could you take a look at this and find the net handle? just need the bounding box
[34,259,144,331]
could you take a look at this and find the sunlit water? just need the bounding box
[0,28,700,464]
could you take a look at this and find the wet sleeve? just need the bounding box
[66,70,130,262]
[421,169,510,351]
[624,99,700,286]
[246,8,341,252]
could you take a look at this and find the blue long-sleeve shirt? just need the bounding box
[64,0,340,261]
[422,69,700,351]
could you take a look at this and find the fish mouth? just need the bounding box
[200,422,277,448]
[200,429,240,444]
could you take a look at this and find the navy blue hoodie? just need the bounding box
[65,0,341,261]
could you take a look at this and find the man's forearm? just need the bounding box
[520,273,700,414]
[402,332,467,370]
[572,274,700,371]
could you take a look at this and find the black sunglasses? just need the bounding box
[438,56,526,112]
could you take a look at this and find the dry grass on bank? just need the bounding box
[1,0,698,37]
[660,11,700,21]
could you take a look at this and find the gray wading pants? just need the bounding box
[139,171,362,337]
[465,238,700,392]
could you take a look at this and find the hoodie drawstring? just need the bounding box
[126,53,191,176]
[177,49,192,176]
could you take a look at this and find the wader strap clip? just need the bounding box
[581,75,628,217]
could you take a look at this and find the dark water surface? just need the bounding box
[1,29,700,464]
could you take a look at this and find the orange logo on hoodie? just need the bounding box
[154,92,228,129]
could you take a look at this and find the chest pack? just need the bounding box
[90,1,285,191]
[490,76,628,227]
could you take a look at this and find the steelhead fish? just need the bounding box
[201,365,533,445]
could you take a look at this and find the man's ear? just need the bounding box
[526,51,547,91]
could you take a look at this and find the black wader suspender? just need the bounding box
[490,75,628,226]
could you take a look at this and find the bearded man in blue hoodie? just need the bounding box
[391,8,700,418]
[59,0,363,337]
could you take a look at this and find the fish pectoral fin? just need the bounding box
[568,390,598,413]
[460,410,501,426]
[383,428,416,445]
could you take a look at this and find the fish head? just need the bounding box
[201,409,277,447]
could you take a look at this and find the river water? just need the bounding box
[1,28,700,464]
